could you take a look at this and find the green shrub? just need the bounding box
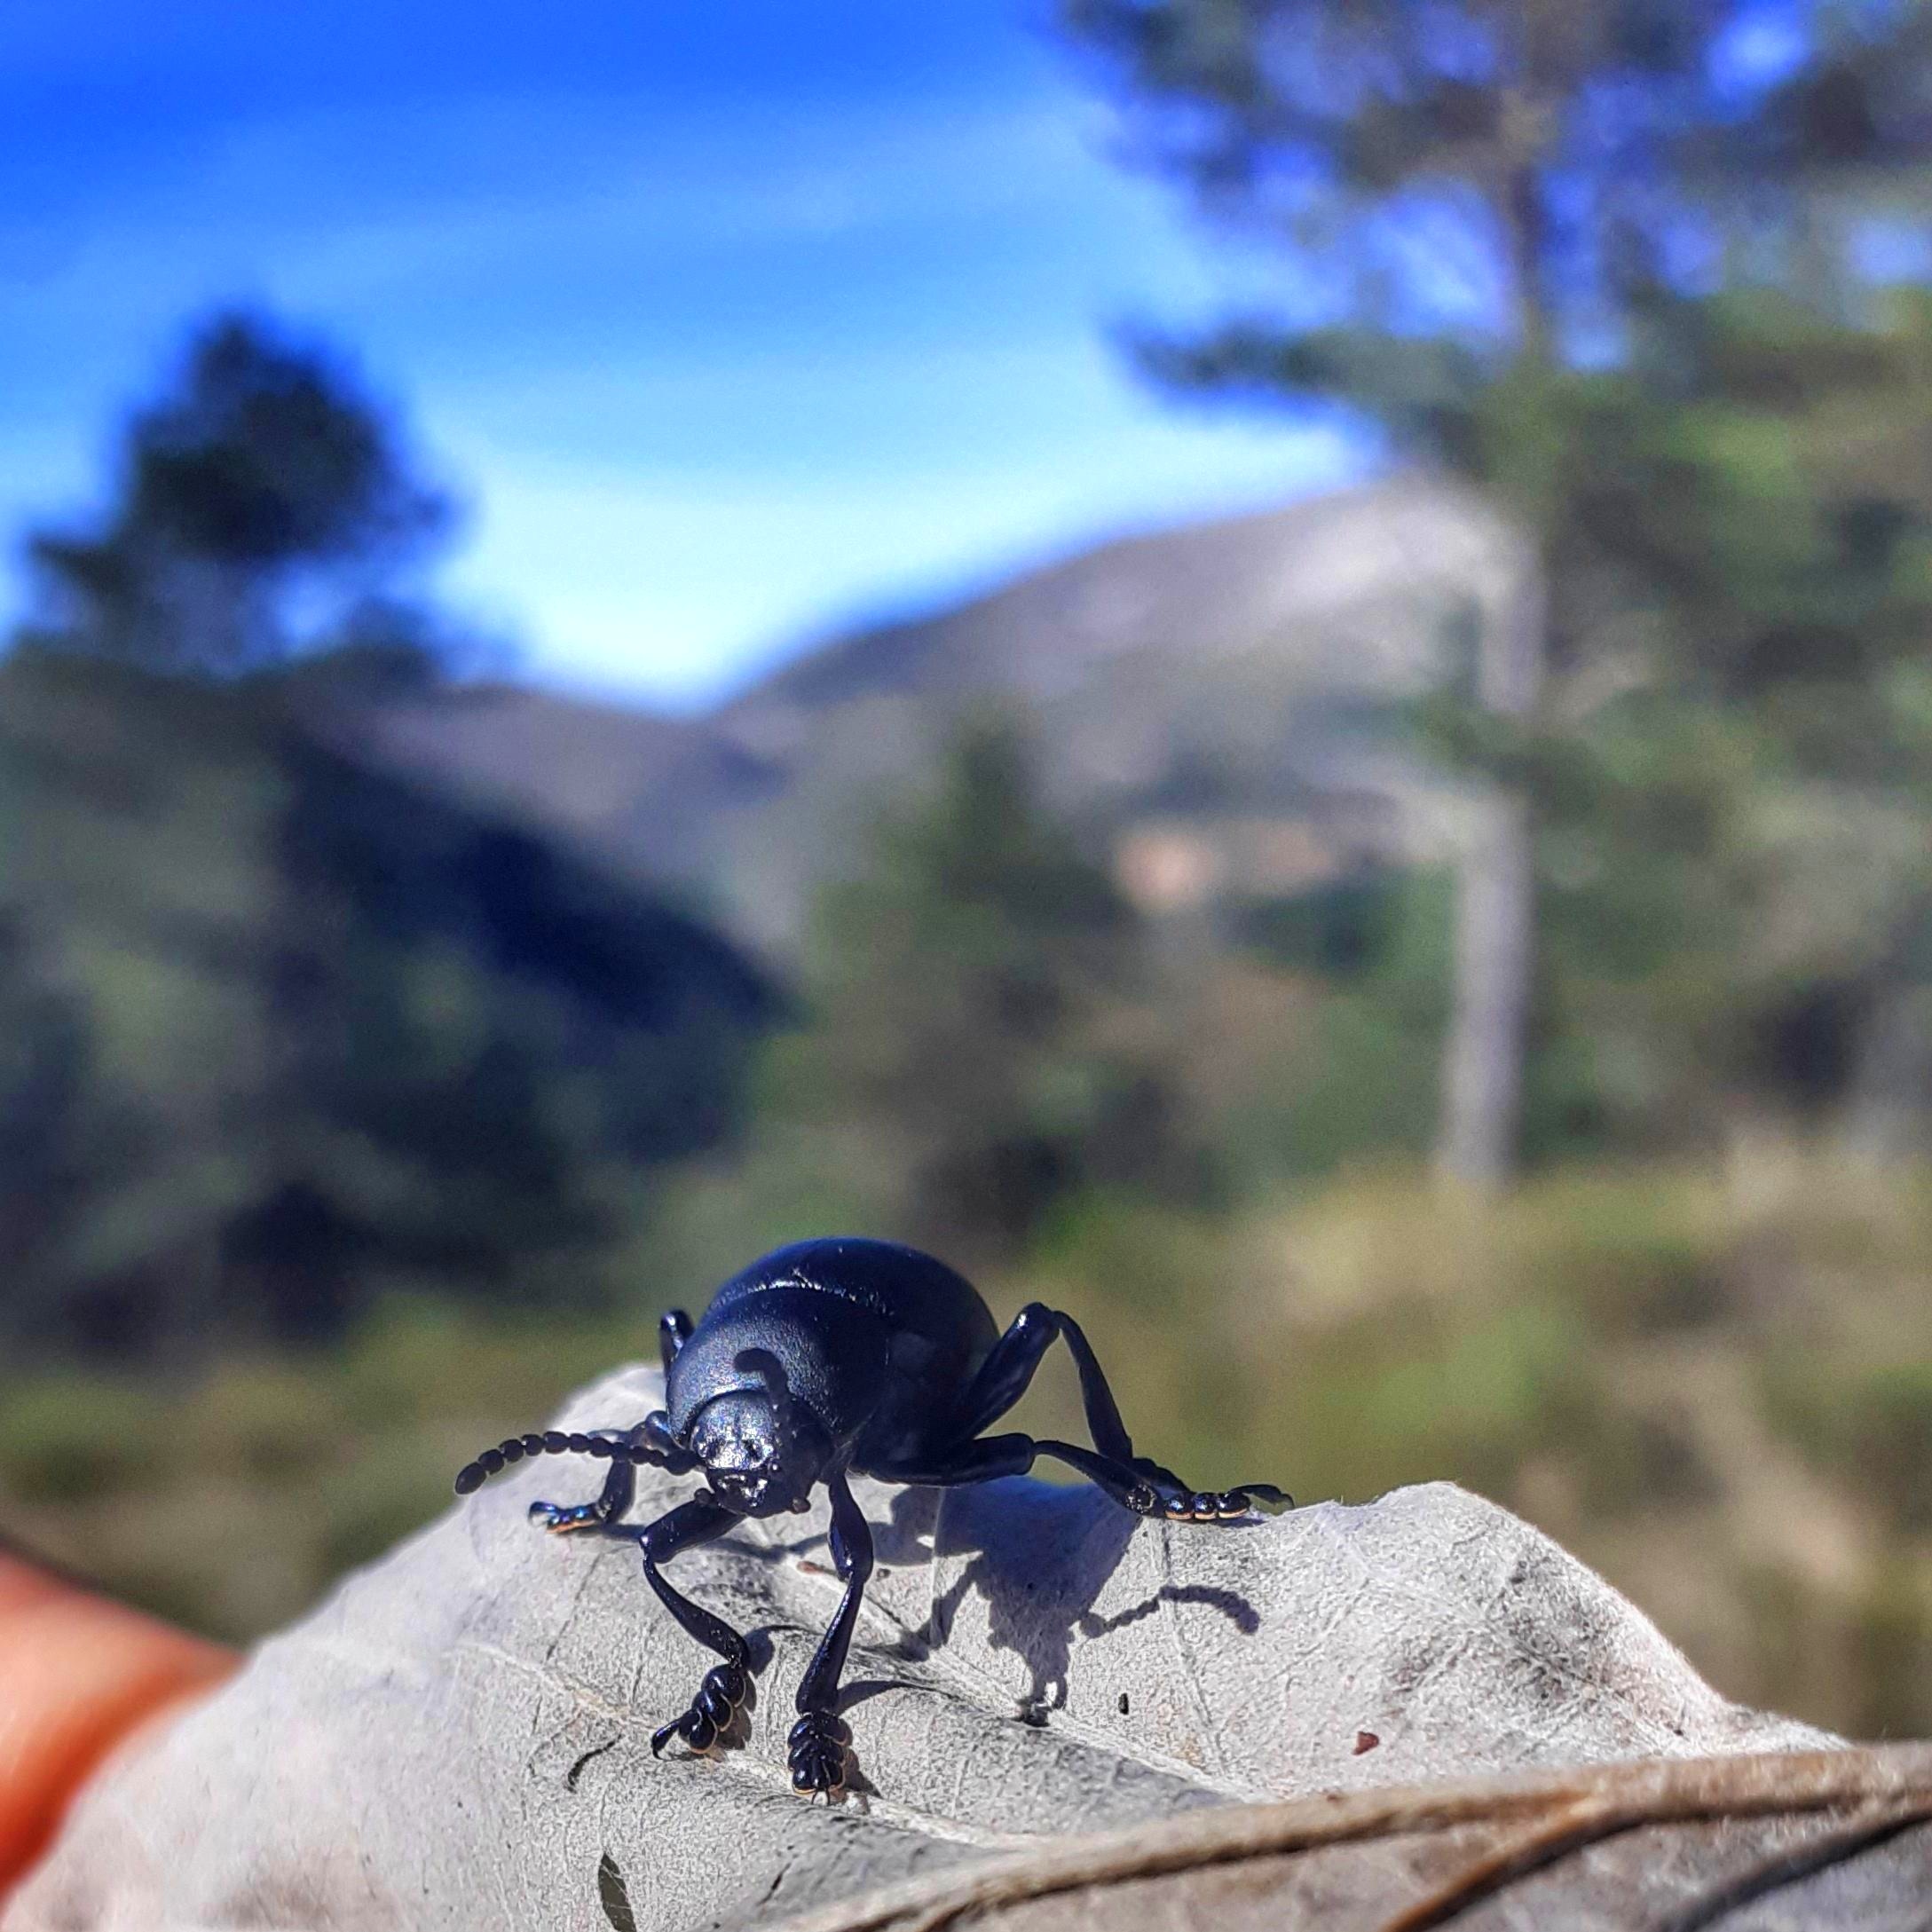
[0,1376,174,1502]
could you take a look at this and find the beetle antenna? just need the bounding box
[453,1429,638,1496]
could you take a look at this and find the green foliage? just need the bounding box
[1447,295,1932,1144]
[0,1297,646,1638]
[1401,293,1932,1005]
[1766,1357,1932,1533]
[1061,0,1932,1163]
[1224,866,1615,1175]
[726,716,1206,1260]
[1233,870,1421,982]
[0,651,774,1360]
[1061,1,1932,472]
[0,311,762,1359]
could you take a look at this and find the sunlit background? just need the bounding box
[5,0,1932,1743]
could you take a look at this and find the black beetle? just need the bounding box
[454,1236,1289,1798]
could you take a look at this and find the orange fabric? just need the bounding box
[0,1554,235,1897]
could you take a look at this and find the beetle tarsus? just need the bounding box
[652,1660,748,1758]
[529,1498,609,1534]
[787,1710,851,1796]
[1142,1480,1293,1523]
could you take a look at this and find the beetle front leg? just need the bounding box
[788,1471,872,1798]
[640,1496,754,1757]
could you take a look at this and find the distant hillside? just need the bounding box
[1,651,775,1357]
[343,477,1514,948]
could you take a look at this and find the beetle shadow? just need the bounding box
[837,1479,1263,1724]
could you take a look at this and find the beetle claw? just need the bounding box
[653,1660,749,1758]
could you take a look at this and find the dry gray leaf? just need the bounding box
[4,1363,1854,1932]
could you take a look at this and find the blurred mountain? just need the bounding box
[341,478,1512,950]
[1,650,775,1357]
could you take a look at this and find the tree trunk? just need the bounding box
[1436,548,1543,1188]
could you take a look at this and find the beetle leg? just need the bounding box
[526,1423,644,1534]
[949,1304,1159,1465]
[1073,1455,1290,1521]
[1035,1439,1291,1521]
[934,1306,1292,1521]
[942,1305,1112,1447]
[639,1497,753,1757]
[788,1471,872,1798]
[658,1308,693,1375]
[875,1432,1290,1523]
[877,1432,1150,1510]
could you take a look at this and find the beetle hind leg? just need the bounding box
[878,1434,1289,1524]
[1116,1452,1290,1522]
[934,1305,1293,1523]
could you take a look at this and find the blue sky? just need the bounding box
[1,0,1357,708]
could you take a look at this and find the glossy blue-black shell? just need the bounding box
[664,1237,998,1471]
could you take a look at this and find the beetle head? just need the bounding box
[687,1377,827,1518]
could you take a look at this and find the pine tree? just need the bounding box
[1059,0,1932,1175]
[767,716,1199,1260]
[20,311,450,675]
